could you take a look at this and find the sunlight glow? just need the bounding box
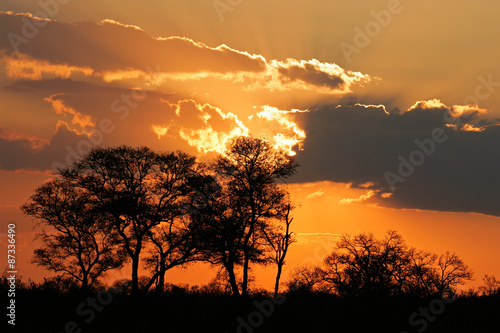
[256,106,307,156]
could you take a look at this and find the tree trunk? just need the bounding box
[241,217,255,297]
[156,259,166,295]
[241,252,250,297]
[81,272,89,293]
[274,262,283,297]
[131,254,140,296]
[226,264,240,297]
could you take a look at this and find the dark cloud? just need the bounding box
[0,122,90,171]
[292,103,500,216]
[0,13,266,74]
[277,62,345,89]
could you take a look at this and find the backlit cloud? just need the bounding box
[0,12,372,98]
[243,59,371,94]
[0,13,266,74]
[44,94,95,130]
[152,100,307,156]
[153,99,248,155]
[292,101,500,216]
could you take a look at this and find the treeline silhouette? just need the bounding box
[2,264,499,332]
[7,136,499,332]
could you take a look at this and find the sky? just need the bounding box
[1,0,499,290]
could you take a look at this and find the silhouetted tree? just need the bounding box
[435,250,474,295]
[405,248,438,295]
[261,202,295,297]
[478,274,500,296]
[21,179,125,290]
[320,231,411,297]
[309,230,473,297]
[286,265,327,293]
[60,146,200,295]
[195,136,298,296]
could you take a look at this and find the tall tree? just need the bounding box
[60,146,199,295]
[22,179,125,290]
[197,136,298,296]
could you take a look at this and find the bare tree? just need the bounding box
[436,251,474,295]
[261,202,295,297]
[22,179,125,290]
[478,274,500,296]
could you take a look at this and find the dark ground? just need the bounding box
[4,285,500,333]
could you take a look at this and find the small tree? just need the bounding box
[22,179,125,290]
[478,274,500,296]
[261,202,295,297]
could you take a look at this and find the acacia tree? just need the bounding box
[22,179,125,290]
[319,231,410,297]
[196,136,298,297]
[315,230,474,297]
[60,146,200,295]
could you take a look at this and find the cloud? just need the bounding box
[0,75,309,171]
[0,12,266,74]
[0,121,93,171]
[153,99,249,155]
[4,54,93,80]
[306,189,324,199]
[152,100,307,156]
[292,100,500,216]
[44,94,96,130]
[294,232,341,245]
[339,190,376,205]
[0,12,372,97]
[253,106,307,155]
[243,59,371,94]
[0,127,48,150]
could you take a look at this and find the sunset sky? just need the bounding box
[1,0,499,290]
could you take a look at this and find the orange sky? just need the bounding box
[1,1,500,291]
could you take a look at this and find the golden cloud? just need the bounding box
[4,55,93,80]
[44,95,95,130]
